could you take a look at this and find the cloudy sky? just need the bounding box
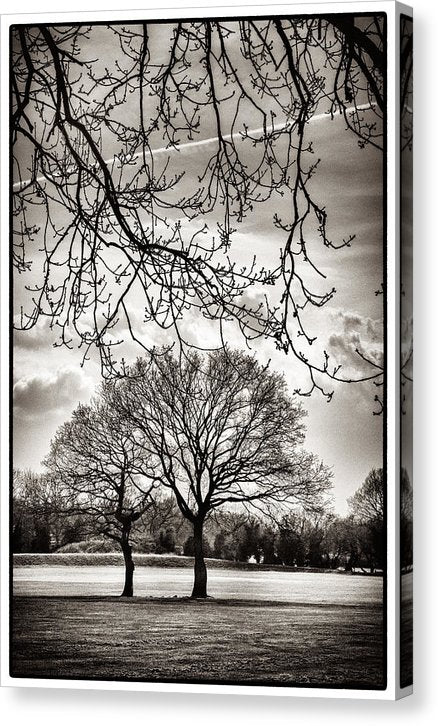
[12,19,385,514]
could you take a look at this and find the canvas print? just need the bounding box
[10,10,390,690]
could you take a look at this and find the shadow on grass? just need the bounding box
[13,594,383,610]
[11,594,385,688]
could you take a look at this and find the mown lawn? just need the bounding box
[11,594,385,688]
[400,571,413,688]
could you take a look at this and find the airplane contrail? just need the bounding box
[12,102,374,191]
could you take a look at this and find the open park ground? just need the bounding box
[11,559,385,689]
[400,571,413,687]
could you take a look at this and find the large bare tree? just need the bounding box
[43,383,158,596]
[118,349,331,597]
[12,16,387,400]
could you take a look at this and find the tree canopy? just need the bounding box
[348,467,384,522]
[348,467,385,571]
[117,348,331,595]
[43,382,158,595]
[12,16,387,400]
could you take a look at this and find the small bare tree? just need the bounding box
[118,349,331,597]
[44,383,158,596]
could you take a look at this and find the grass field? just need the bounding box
[11,564,385,688]
[400,571,413,688]
[12,552,345,572]
[13,564,382,602]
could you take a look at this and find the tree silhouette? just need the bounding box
[400,468,413,570]
[348,467,385,571]
[400,15,413,153]
[12,15,388,400]
[348,467,384,521]
[43,382,158,596]
[117,348,331,597]
[12,468,82,552]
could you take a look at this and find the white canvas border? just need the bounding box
[0,0,408,700]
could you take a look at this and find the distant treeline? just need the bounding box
[12,467,411,572]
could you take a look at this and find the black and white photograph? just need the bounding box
[6,4,397,695]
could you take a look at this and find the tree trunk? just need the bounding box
[121,537,134,597]
[191,518,207,598]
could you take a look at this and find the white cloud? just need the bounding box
[13,366,94,420]
[328,310,383,375]
[13,318,54,352]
